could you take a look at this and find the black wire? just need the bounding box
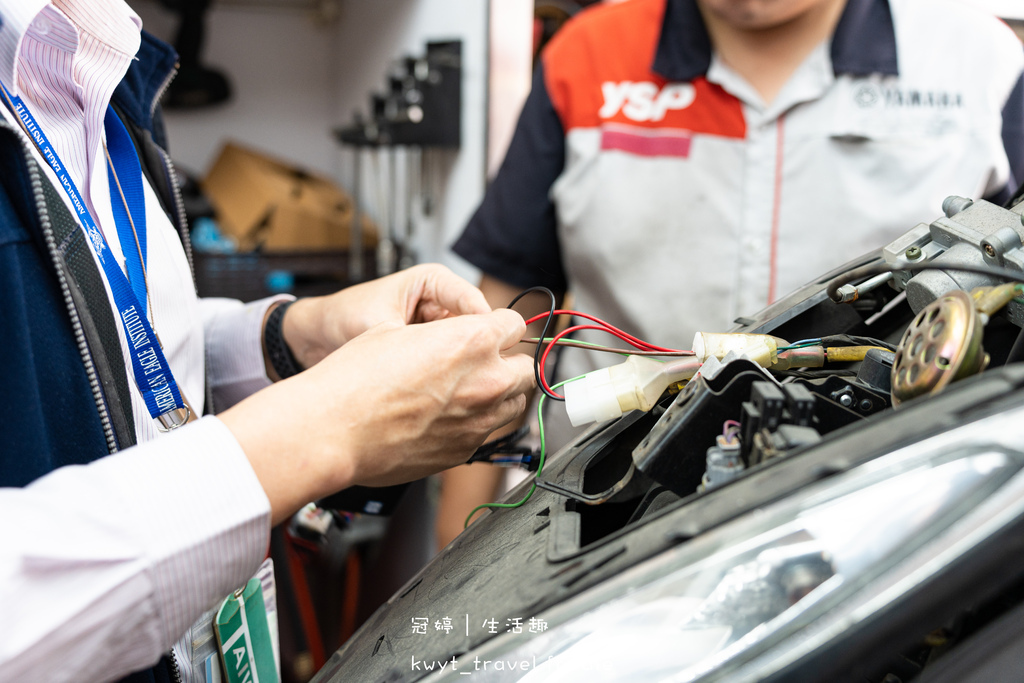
[465,425,532,463]
[827,259,1024,303]
[777,368,859,379]
[507,286,564,401]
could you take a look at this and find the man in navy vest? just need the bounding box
[0,1,535,681]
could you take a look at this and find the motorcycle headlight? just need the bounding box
[425,406,1024,682]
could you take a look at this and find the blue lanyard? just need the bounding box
[1,82,189,426]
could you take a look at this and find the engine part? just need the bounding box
[971,282,1024,320]
[832,271,894,304]
[857,349,896,394]
[740,382,785,457]
[749,424,823,465]
[634,359,776,496]
[883,197,1024,326]
[701,434,744,491]
[740,381,817,464]
[892,290,989,406]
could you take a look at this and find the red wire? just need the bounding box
[524,309,688,354]
[538,324,586,397]
[539,324,654,398]
[523,308,693,398]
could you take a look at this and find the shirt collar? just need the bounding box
[0,0,49,93]
[652,0,898,82]
[0,0,141,96]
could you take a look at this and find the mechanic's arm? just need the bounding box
[435,274,563,549]
[222,302,535,525]
[221,265,536,525]
[0,267,535,683]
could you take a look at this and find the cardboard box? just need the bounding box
[201,141,377,252]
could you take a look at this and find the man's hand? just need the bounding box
[436,275,563,548]
[278,264,492,372]
[220,308,535,525]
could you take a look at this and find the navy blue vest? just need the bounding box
[0,32,185,683]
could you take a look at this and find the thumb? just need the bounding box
[486,308,528,351]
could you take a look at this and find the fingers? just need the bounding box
[493,391,529,431]
[413,264,492,319]
[501,351,536,398]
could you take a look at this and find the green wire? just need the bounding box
[778,340,823,351]
[463,375,583,529]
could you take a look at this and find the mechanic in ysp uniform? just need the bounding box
[436,0,1024,548]
[0,1,535,681]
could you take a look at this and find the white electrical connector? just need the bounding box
[563,355,702,426]
[563,332,794,427]
[691,331,787,367]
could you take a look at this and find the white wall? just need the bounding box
[329,0,490,279]
[132,0,341,178]
[488,0,534,177]
[129,0,529,280]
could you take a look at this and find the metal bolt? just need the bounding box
[830,387,856,407]
[835,284,859,303]
[984,243,997,258]
[905,246,922,260]
[859,398,873,411]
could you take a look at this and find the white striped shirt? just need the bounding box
[0,1,277,681]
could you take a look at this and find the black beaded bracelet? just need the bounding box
[264,300,303,379]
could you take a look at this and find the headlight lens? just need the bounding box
[426,407,1024,683]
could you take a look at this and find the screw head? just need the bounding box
[859,398,873,411]
[838,393,854,407]
[905,246,922,260]
[984,243,997,258]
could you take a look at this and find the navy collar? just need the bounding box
[112,31,178,137]
[652,0,898,82]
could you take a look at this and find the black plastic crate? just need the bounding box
[193,250,377,302]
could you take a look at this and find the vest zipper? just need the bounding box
[169,647,184,683]
[157,145,198,293]
[149,62,199,681]
[151,62,178,120]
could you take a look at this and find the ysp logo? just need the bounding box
[600,81,696,122]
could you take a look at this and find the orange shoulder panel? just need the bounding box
[542,0,667,131]
[541,0,745,141]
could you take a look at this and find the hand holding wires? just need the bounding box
[506,287,563,401]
